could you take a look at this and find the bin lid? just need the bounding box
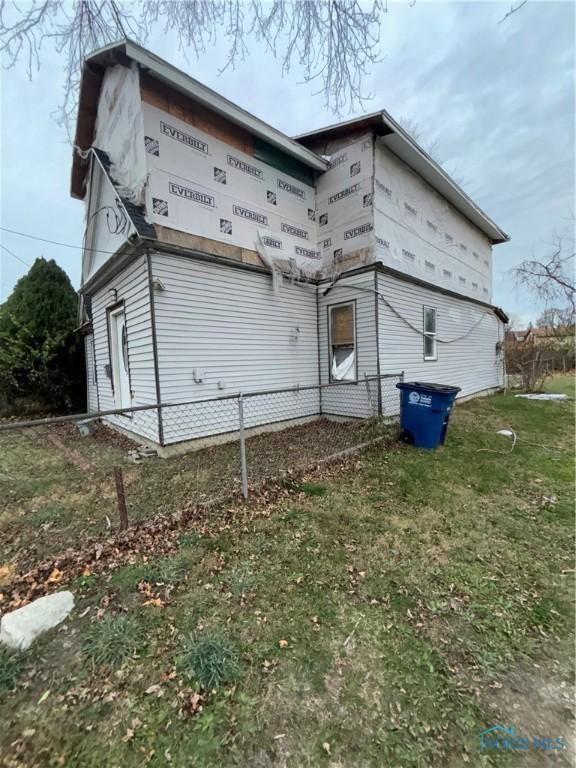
[396,381,461,394]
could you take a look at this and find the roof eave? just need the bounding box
[295,111,509,245]
[71,39,327,199]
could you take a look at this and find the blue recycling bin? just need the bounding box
[396,381,461,449]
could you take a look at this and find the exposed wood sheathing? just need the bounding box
[140,73,254,156]
[154,225,265,268]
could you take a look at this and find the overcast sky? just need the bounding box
[1,1,573,326]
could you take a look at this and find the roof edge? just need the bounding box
[72,39,328,198]
[295,111,509,245]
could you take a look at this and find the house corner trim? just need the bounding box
[146,250,165,446]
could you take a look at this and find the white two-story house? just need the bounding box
[75,40,509,449]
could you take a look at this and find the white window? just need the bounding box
[329,302,356,382]
[402,248,416,262]
[473,251,480,261]
[459,276,467,285]
[423,306,437,361]
[472,281,478,291]
[427,220,438,233]
[425,260,436,272]
[442,269,452,280]
[484,259,489,269]
[459,243,467,253]
[445,233,454,244]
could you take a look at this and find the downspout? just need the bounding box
[374,270,382,416]
[371,133,382,416]
[316,285,323,415]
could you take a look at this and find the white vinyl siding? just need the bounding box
[377,272,505,399]
[150,252,320,444]
[91,254,159,442]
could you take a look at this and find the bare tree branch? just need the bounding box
[0,0,388,138]
[498,0,528,25]
[514,232,576,320]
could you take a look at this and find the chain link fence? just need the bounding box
[0,374,402,572]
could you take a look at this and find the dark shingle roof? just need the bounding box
[92,148,156,239]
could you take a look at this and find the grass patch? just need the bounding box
[178,633,242,690]
[298,481,328,496]
[0,648,23,696]
[83,614,148,669]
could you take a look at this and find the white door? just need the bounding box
[109,307,131,410]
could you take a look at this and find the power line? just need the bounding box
[0,225,121,255]
[0,242,31,268]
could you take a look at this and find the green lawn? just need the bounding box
[0,378,574,767]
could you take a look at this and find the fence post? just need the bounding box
[238,394,248,499]
[400,370,405,383]
[113,466,129,531]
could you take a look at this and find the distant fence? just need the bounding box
[0,374,403,508]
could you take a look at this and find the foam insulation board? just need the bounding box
[94,64,147,205]
[142,104,321,275]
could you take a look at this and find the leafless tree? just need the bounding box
[536,307,575,332]
[398,115,469,189]
[0,0,387,137]
[514,233,575,321]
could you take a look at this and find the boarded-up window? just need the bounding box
[329,302,356,381]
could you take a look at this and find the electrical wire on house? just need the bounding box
[323,281,493,344]
[0,242,31,268]
[0,226,129,255]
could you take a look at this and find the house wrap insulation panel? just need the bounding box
[141,104,322,275]
[315,135,375,271]
[94,65,148,205]
[373,142,493,301]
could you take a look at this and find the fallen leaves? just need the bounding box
[145,684,164,698]
[0,564,15,587]
[46,568,63,583]
[181,691,204,718]
[0,447,369,616]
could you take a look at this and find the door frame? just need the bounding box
[106,300,133,417]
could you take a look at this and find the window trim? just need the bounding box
[423,305,438,362]
[87,334,97,386]
[328,299,358,383]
